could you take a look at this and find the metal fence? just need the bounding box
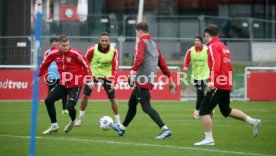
[37,15,276,40]
[38,36,255,66]
[0,36,32,65]
[0,36,270,66]
[0,35,253,99]
[1,15,276,99]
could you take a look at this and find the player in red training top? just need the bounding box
[39,35,94,134]
[194,24,261,146]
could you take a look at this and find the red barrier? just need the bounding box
[0,70,39,100]
[247,72,276,101]
[0,70,180,101]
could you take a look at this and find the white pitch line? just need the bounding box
[0,134,275,156]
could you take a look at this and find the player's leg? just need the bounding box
[75,85,91,126]
[218,90,232,118]
[103,80,120,124]
[54,79,68,114]
[135,88,172,139]
[116,89,138,136]
[193,80,200,118]
[194,89,221,145]
[122,89,138,127]
[45,84,66,123]
[64,86,82,133]
[222,91,261,137]
[199,79,207,104]
[193,80,206,119]
[138,88,165,128]
[109,98,120,123]
[43,84,67,134]
[61,95,68,114]
[230,110,261,137]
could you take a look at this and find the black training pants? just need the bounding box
[46,79,67,110]
[122,87,165,128]
[45,84,82,123]
[194,79,207,110]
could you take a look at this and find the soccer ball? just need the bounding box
[99,116,114,130]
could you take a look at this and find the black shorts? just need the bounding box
[199,89,232,117]
[83,79,115,99]
[193,79,207,90]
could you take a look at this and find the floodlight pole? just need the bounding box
[136,0,144,43]
[29,0,42,156]
[137,0,144,23]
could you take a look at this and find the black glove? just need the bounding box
[128,77,134,87]
[168,82,176,94]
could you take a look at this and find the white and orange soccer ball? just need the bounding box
[99,116,114,130]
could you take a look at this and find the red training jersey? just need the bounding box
[207,37,233,90]
[39,47,92,88]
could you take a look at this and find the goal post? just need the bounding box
[0,65,35,69]
[119,66,180,71]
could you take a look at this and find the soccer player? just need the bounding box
[194,24,261,145]
[115,22,176,139]
[75,32,121,126]
[182,36,209,119]
[39,35,93,134]
[44,37,68,114]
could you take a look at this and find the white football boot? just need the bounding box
[64,121,75,133]
[194,139,215,145]
[42,125,59,134]
[253,119,261,137]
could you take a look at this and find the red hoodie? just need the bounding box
[207,37,233,90]
[39,47,92,88]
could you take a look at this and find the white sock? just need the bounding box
[205,131,213,140]
[79,110,85,118]
[114,114,121,124]
[161,125,168,131]
[194,109,199,115]
[51,123,58,128]
[245,116,256,125]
